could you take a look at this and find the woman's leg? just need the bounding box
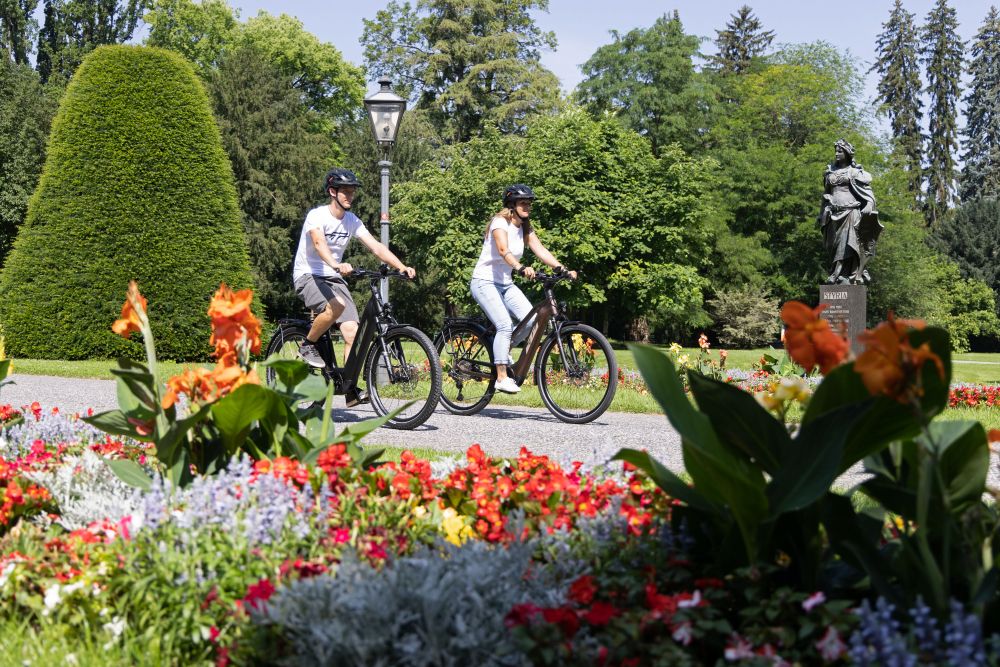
[500,283,535,348]
[471,279,516,376]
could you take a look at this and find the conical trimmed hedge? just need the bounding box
[0,46,255,360]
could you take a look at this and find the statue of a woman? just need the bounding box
[818,139,883,285]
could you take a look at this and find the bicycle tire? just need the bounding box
[365,326,442,430]
[263,324,326,409]
[434,322,496,415]
[534,323,617,424]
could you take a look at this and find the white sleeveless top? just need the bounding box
[471,216,525,285]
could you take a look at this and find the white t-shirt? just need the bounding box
[292,206,372,281]
[471,216,526,284]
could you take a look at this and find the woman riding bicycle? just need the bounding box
[469,184,576,395]
[293,167,415,403]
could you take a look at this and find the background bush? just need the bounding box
[0,45,254,361]
[708,286,780,348]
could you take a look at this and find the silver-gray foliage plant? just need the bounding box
[26,450,138,530]
[251,536,571,667]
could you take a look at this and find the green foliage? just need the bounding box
[361,0,561,143]
[870,0,924,197]
[614,324,1000,621]
[930,197,1000,301]
[391,108,718,337]
[35,0,147,83]
[708,4,775,75]
[144,1,364,125]
[0,45,255,360]
[707,285,779,348]
[0,59,59,266]
[935,270,1000,353]
[575,12,715,155]
[0,0,37,65]
[206,43,334,319]
[143,0,239,74]
[920,0,964,223]
[961,6,1000,202]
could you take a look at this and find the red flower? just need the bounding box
[241,578,275,611]
[583,601,620,626]
[542,606,580,638]
[568,575,597,605]
[505,603,542,628]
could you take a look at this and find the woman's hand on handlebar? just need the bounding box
[517,265,536,279]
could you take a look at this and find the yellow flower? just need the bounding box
[668,342,683,356]
[441,508,468,546]
[413,505,427,519]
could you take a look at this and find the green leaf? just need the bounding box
[907,326,951,417]
[82,409,148,440]
[768,403,867,516]
[261,357,310,390]
[211,384,280,453]
[629,344,768,561]
[920,420,988,510]
[612,448,717,513]
[687,372,789,473]
[820,493,900,602]
[104,458,153,491]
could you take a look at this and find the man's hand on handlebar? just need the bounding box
[337,262,354,276]
[401,266,416,279]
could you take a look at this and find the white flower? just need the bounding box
[802,591,826,612]
[678,590,701,608]
[103,615,126,639]
[0,561,17,588]
[43,584,62,612]
[672,621,693,645]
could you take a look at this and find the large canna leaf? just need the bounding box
[688,372,789,474]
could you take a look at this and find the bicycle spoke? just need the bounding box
[436,326,495,415]
[536,325,617,423]
[367,327,441,429]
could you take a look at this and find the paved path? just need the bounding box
[5,374,997,489]
[2,374,683,468]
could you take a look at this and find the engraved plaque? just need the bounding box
[819,284,866,352]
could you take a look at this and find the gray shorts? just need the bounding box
[294,274,360,323]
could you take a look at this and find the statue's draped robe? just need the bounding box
[818,163,883,284]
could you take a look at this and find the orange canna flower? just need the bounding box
[208,284,261,356]
[854,314,944,403]
[698,333,710,350]
[112,281,148,339]
[988,429,1000,443]
[780,301,849,375]
[162,366,216,409]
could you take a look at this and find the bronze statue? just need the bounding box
[818,139,883,285]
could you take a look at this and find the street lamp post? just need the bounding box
[363,77,407,302]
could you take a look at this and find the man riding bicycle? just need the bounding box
[292,168,415,403]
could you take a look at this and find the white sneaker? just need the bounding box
[495,377,521,394]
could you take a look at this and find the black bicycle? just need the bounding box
[434,269,617,424]
[264,265,442,430]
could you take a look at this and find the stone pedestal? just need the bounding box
[819,284,867,351]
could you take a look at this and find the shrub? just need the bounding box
[0,45,255,361]
[707,285,779,348]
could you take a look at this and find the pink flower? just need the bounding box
[724,634,755,661]
[332,528,350,544]
[815,626,847,662]
[802,591,826,612]
[672,621,693,645]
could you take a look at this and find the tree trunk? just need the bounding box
[626,316,650,343]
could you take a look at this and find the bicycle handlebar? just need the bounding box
[345,264,413,282]
[512,267,580,283]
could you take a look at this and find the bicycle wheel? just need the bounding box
[435,323,496,415]
[534,323,617,424]
[263,325,325,409]
[365,326,442,430]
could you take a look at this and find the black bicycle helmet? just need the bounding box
[503,183,536,208]
[325,167,361,192]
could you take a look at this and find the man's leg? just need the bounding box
[307,299,346,342]
[339,320,358,365]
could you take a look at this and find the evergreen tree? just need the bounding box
[575,12,715,155]
[960,6,1000,201]
[921,0,964,224]
[930,197,1000,299]
[207,44,334,319]
[710,5,774,75]
[870,0,924,197]
[360,0,561,143]
[0,0,38,64]
[34,0,147,83]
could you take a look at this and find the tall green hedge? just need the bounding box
[0,46,255,361]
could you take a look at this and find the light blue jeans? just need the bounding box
[470,278,535,366]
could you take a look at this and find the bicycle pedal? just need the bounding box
[345,390,369,408]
